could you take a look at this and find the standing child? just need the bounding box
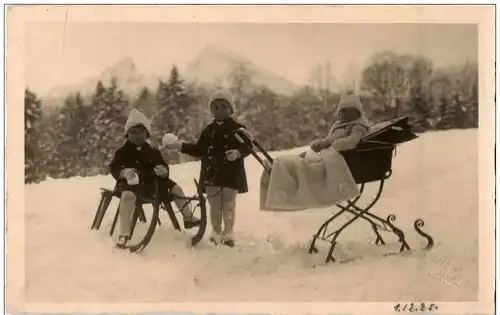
[109,109,200,248]
[163,89,251,247]
[310,93,372,153]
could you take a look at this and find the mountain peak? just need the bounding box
[199,44,251,65]
[42,56,144,102]
[100,56,139,79]
[184,44,299,95]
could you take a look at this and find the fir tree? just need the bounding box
[24,88,44,183]
[55,93,93,176]
[39,107,65,178]
[153,65,194,162]
[408,83,432,131]
[132,87,157,119]
[469,83,478,128]
[88,79,130,173]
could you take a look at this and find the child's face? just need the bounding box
[339,108,361,122]
[127,125,148,145]
[211,99,232,121]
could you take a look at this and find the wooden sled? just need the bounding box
[90,176,208,253]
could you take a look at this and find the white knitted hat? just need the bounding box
[208,88,235,114]
[124,109,152,137]
[335,94,364,116]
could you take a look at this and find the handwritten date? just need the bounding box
[394,302,438,312]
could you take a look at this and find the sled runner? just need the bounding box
[90,176,208,253]
[235,116,435,263]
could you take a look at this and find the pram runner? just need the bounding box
[234,116,435,263]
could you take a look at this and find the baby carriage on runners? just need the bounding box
[90,174,208,253]
[234,116,435,263]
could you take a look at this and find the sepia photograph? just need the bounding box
[6,4,495,314]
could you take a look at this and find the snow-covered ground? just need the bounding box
[23,129,478,303]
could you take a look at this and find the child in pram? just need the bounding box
[309,93,372,154]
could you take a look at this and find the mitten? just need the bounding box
[120,168,137,179]
[154,165,168,177]
[225,149,242,162]
[120,168,139,185]
[303,150,323,163]
[310,139,327,152]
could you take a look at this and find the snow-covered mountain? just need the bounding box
[183,44,300,95]
[41,57,149,107]
[39,45,302,108]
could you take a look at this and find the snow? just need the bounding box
[22,129,479,306]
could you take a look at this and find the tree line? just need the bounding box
[25,51,478,184]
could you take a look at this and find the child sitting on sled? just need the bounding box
[109,109,201,248]
[310,93,372,153]
[162,89,252,247]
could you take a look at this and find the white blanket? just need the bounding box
[259,148,360,211]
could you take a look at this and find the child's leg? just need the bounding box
[205,185,224,237]
[119,190,136,238]
[221,187,238,241]
[170,184,193,218]
[170,184,200,228]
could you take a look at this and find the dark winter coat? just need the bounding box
[109,140,176,195]
[180,118,251,193]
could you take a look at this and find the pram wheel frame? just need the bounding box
[307,170,432,263]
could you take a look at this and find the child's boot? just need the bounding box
[183,216,201,229]
[116,235,130,249]
[173,188,201,229]
[179,204,201,229]
[209,230,223,245]
[221,233,235,247]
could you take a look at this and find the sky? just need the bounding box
[25,22,478,96]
